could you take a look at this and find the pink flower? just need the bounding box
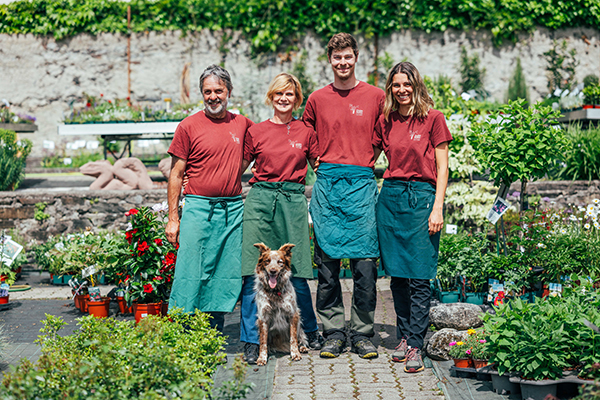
[466,349,472,355]
[449,341,457,346]
[479,339,486,344]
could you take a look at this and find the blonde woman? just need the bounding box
[240,73,323,364]
[373,62,452,373]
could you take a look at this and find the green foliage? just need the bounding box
[367,52,395,89]
[0,129,32,191]
[584,74,600,88]
[0,312,232,399]
[1,0,600,53]
[469,99,565,188]
[559,124,600,181]
[584,84,600,105]
[506,57,529,107]
[448,339,470,359]
[459,47,486,95]
[41,150,104,169]
[0,104,36,124]
[291,51,315,117]
[543,40,579,93]
[33,202,50,221]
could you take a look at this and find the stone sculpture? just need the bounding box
[158,157,171,179]
[429,302,484,330]
[80,158,154,190]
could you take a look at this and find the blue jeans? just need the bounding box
[240,275,319,344]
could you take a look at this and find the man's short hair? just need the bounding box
[199,64,233,94]
[264,73,304,112]
[327,33,359,59]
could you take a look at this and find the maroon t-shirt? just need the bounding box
[303,81,384,168]
[373,109,453,185]
[244,119,319,185]
[168,111,254,197]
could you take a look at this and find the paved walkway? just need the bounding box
[2,267,446,399]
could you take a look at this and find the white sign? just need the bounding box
[487,197,511,224]
[43,140,55,150]
[446,224,458,234]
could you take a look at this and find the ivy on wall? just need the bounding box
[0,0,598,53]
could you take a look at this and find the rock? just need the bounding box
[158,158,171,179]
[426,328,467,361]
[429,302,484,330]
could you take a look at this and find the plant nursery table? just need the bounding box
[558,108,600,127]
[58,121,179,159]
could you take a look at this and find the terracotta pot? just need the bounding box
[473,359,489,369]
[583,105,594,109]
[88,298,110,318]
[81,294,90,313]
[116,296,129,314]
[133,302,161,323]
[542,284,549,298]
[453,358,474,369]
[0,295,8,304]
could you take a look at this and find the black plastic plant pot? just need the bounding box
[490,371,521,395]
[513,377,559,400]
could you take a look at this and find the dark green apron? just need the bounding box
[168,194,243,313]
[241,182,312,279]
[376,180,440,279]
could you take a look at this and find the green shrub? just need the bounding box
[543,39,578,93]
[0,129,32,191]
[584,85,600,105]
[584,74,600,88]
[559,124,600,181]
[459,47,486,95]
[0,312,233,399]
[506,57,529,107]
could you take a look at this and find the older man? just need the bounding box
[303,33,385,359]
[166,64,253,331]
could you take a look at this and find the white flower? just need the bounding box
[579,206,586,212]
[537,243,546,249]
[585,223,591,229]
[595,222,600,229]
[588,204,596,212]
[126,222,133,231]
[593,199,600,204]
[569,215,577,221]
[152,200,168,213]
[560,228,567,234]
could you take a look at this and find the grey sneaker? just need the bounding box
[320,338,346,358]
[352,339,379,359]
[306,330,325,350]
[243,342,259,365]
[404,347,425,373]
[392,338,408,363]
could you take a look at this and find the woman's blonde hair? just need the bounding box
[264,73,303,111]
[383,62,434,121]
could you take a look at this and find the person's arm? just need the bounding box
[166,156,187,245]
[308,156,320,172]
[241,159,251,175]
[429,142,449,235]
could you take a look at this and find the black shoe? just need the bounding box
[306,330,325,350]
[320,338,346,358]
[352,339,379,359]
[243,342,259,365]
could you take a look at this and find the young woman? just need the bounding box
[373,62,452,373]
[240,72,323,364]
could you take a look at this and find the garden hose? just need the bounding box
[9,285,31,292]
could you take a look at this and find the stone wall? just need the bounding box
[0,27,599,157]
[0,181,596,244]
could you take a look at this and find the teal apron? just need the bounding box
[241,182,312,279]
[168,194,243,313]
[310,163,379,259]
[376,180,440,279]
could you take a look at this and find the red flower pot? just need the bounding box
[88,298,110,318]
[583,105,594,109]
[81,295,90,313]
[453,358,474,368]
[133,302,161,323]
[473,359,489,369]
[0,295,9,304]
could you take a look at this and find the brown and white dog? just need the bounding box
[253,242,308,366]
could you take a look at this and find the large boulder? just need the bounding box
[429,302,484,330]
[426,328,467,361]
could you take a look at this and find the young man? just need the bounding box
[303,33,385,359]
[166,65,253,331]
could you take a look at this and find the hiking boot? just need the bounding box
[320,338,346,358]
[306,330,325,350]
[243,342,259,365]
[392,338,408,363]
[352,338,379,359]
[404,347,425,373]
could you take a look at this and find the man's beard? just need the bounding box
[205,99,227,117]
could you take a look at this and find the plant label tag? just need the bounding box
[486,196,511,224]
[88,286,101,302]
[81,265,97,278]
[446,224,458,234]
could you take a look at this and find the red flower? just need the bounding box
[154,238,163,246]
[137,241,149,255]
[86,102,91,107]
[125,229,138,244]
[174,243,179,250]
[100,93,104,97]
[129,208,139,215]
[153,276,163,281]
[143,284,153,293]
[163,252,176,266]
[108,100,112,104]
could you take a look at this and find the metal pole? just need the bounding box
[127,5,131,99]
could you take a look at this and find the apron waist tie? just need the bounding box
[208,199,229,225]
[271,189,292,220]
[403,181,417,209]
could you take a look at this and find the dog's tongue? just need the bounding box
[269,275,277,289]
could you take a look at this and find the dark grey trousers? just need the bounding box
[390,277,431,349]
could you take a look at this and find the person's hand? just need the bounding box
[251,166,257,175]
[428,207,443,235]
[313,156,320,173]
[182,173,189,190]
[166,220,180,246]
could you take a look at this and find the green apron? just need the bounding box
[168,194,243,313]
[376,179,440,279]
[241,182,312,279]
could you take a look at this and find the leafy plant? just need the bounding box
[470,99,566,211]
[0,103,36,124]
[543,40,579,94]
[584,85,600,105]
[459,47,486,95]
[584,74,599,88]
[558,124,600,181]
[506,57,529,107]
[291,51,315,117]
[448,339,470,359]
[0,129,32,191]
[33,202,50,221]
[0,312,234,399]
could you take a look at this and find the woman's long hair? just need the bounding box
[383,62,434,121]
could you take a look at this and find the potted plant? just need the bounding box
[436,234,465,302]
[448,338,473,368]
[455,233,494,304]
[467,330,490,369]
[583,84,600,108]
[121,206,177,322]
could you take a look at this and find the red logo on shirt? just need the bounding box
[229,132,240,144]
[349,104,364,116]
